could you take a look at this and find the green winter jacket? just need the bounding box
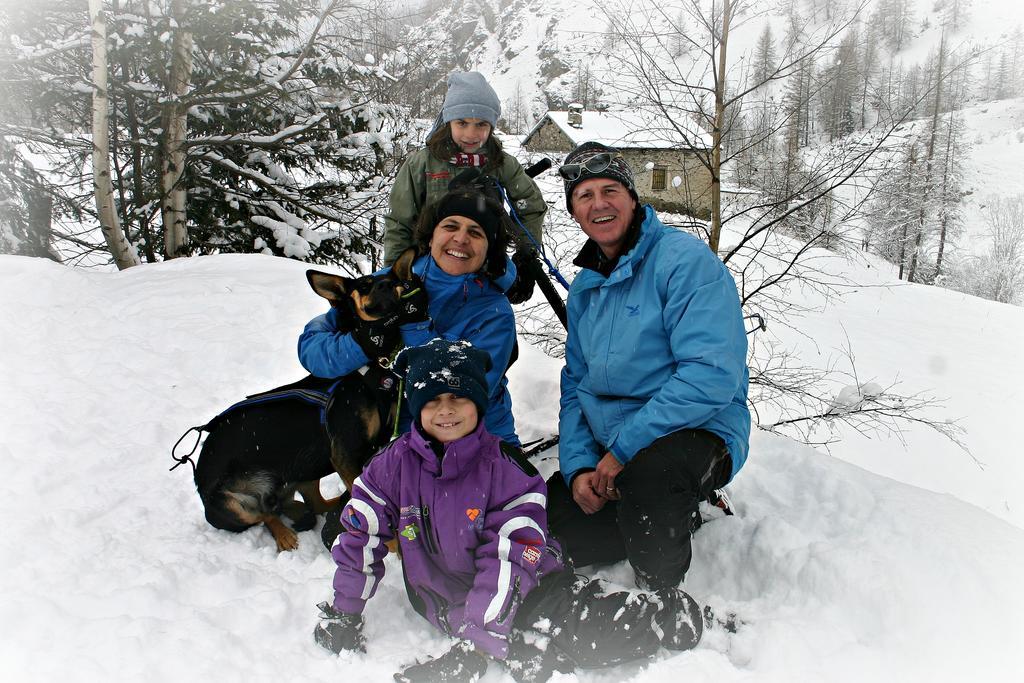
[382,147,547,264]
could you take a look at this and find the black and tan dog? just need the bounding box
[192,248,421,551]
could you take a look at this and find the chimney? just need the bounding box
[567,103,583,129]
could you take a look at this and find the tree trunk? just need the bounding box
[114,0,156,263]
[708,0,731,256]
[160,0,194,259]
[909,31,946,283]
[89,0,141,270]
[898,144,917,280]
[27,187,58,262]
[935,108,956,276]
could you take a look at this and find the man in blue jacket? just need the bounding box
[550,142,751,591]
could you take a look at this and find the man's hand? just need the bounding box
[571,471,606,515]
[593,452,623,501]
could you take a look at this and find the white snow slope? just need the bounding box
[1,251,1022,682]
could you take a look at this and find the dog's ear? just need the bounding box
[306,270,352,305]
[392,247,418,282]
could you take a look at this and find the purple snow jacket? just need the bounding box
[329,421,564,659]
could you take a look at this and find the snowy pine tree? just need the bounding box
[752,23,776,88]
[0,137,60,261]
[866,141,925,274]
[2,0,409,269]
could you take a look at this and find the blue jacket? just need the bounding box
[558,206,750,484]
[298,254,519,444]
[330,421,563,659]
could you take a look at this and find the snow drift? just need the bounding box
[0,253,1022,682]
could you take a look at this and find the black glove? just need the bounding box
[396,277,430,324]
[504,631,574,683]
[314,601,366,654]
[449,169,503,204]
[351,317,401,360]
[393,640,488,682]
[505,250,538,304]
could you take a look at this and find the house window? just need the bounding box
[651,166,667,191]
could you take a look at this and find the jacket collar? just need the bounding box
[414,254,499,295]
[408,420,490,480]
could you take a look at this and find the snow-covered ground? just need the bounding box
[960,95,1024,207]
[2,248,1022,682]
[4,4,1024,676]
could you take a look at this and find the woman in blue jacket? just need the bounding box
[297,187,520,445]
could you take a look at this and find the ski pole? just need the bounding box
[501,159,569,328]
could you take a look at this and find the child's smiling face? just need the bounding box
[450,118,491,153]
[420,392,479,443]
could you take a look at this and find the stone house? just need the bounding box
[521,105,713,219]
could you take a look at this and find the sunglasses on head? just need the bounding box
[558,152,621,182]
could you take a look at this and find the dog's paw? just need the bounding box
[275,526,299,551]
[265,517,299,551]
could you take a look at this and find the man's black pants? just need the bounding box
[546,428,731,590]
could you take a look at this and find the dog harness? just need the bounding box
[170,366,401,473]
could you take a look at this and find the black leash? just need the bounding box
[169,424,205,473]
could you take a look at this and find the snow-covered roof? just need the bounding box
[525,109,713,150]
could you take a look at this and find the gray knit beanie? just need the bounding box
[561,141,638,212]
[441,72,501,127]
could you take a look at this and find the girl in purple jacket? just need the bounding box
[314,339,704,682]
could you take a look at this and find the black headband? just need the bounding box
[434,193,501,245]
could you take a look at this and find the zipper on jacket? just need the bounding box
[496,575,521,625]
[420,585,452,634]
[417,587,444,631]
[421,504,439,554]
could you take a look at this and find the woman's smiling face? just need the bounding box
[430,215,488,275]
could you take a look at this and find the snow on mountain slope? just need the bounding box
[960,96,1024,201]
[732,228,1024,531]
[1,252,1022,681]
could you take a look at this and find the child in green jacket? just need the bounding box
[383,71,547,302]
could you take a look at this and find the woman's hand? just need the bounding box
[351,318,401,360]
[505,249,538,304]
[396,280,430,324]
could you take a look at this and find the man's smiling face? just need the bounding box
[570,178,638,259]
